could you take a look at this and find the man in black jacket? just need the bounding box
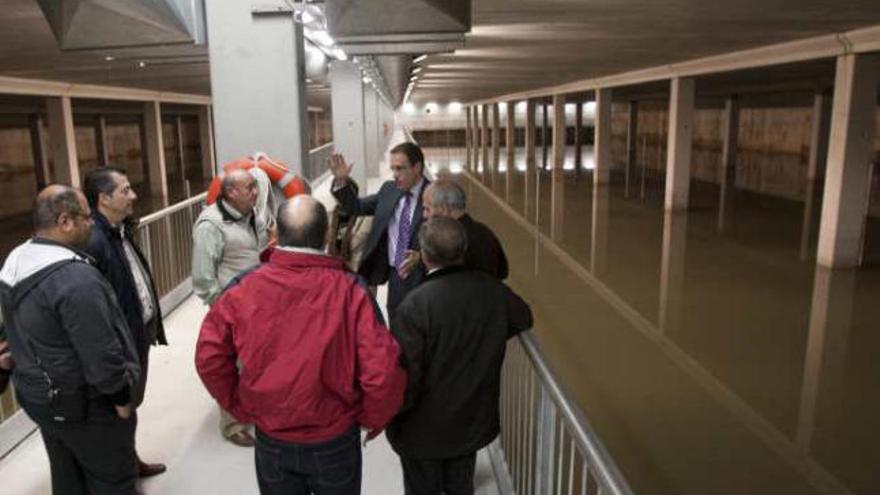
[0,185,141,495]
[329,142,430,315]
[422,179,508,280]
[388,217,533,495]
[84,166,167,478]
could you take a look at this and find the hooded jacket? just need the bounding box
[0,239,140,420]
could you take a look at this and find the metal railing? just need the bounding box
[303,142,334,183]
[494,331,634,495]
[135,192,207,309]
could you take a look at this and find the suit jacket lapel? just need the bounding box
[410,178,430,249]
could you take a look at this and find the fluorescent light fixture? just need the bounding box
[301,9,315,23]
[410,75,419,82]
[333,48,348,61]
[404,102,416,114]
[425,102,438,112]
[413,54,427,63]
[137,61,146,68]
[411,67,423,74]
[104,56,115,62]
[362,77,372,84]
[448,102,462,113]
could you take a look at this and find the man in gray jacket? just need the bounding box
[0,185,141,495]
[192,168,267,446]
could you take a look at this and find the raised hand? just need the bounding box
[328,153,353,184]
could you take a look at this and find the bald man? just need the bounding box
[192,168,268,446]
[1,185,141,495]
[196,196,405,495]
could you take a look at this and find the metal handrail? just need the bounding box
[519,331,634,495]
[139,192,208,227]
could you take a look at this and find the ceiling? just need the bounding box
[1,0,879,108]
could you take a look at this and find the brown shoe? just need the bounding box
[138,459,167,478]
[227,430,256,447]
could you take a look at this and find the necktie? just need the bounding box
[394,192,413,268]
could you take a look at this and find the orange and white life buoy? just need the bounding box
[206,153,308,205]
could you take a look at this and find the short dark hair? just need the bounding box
[277,198,329,250]
[83,166,126,208]
[33,186,85,231]
[390,142,425,170]
[419,217,467,268]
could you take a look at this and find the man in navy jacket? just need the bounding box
[329,142,430,316]
[84,166,167,478]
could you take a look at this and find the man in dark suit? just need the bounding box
[388,217,533,495]
[422,179,508,280]
[84,166,167,478]
[329,142,430,315]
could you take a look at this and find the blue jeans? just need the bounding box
[255,427,362,495]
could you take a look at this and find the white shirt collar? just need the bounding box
[276,246,329,257]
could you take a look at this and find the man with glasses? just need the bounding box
[329,142,430,315]
[0,185,141,495]
[84,166,167,478]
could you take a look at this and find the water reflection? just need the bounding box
[425,146,880,495]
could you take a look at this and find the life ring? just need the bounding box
[206,153,308,205]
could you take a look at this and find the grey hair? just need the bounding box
[419,217,467,268]
[428,179,466,211]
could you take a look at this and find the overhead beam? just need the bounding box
[463,24,880,106]
[0,75,211,105]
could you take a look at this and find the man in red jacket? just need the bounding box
[196,195,406,495]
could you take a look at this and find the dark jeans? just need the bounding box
[400,452,476,495]
[255,427,362,495]
[39,410,137,495]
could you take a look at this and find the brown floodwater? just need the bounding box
[426,146,880,495]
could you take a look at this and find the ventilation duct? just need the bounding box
[326,0,469,56]
[35,0,206,50]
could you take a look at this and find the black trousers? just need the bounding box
[39,412,137,495]
[400,452,477,495]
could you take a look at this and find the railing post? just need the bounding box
[535,386,557,494]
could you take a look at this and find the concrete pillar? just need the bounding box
[45,96,80,187]
[575,101,583,170]
[95,116,109,167]
[205,2,309,173]
[330,61,367,187]
[625,101,638,198]
[198,106,216,178]
[796,266,856,453]
[550,94,566,241]
[594,88,613,186]
[464,107,473,171]
[481,104,490,177]
[541,103,549,168]
[801,93,831,260]
[817,53,880,268]
[491,102,501,189]
[143,101,168,201]
[364,87,380,179]
[717,96,740,231]
[29,114,51,189]
[525,100,537,217]
[505,101,515,201]
[175,116,188,195]
[659,211,688,333]
[664,78,696,211]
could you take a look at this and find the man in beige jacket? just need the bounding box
[192,168,268,446]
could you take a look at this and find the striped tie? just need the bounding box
[394,192,413,268]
